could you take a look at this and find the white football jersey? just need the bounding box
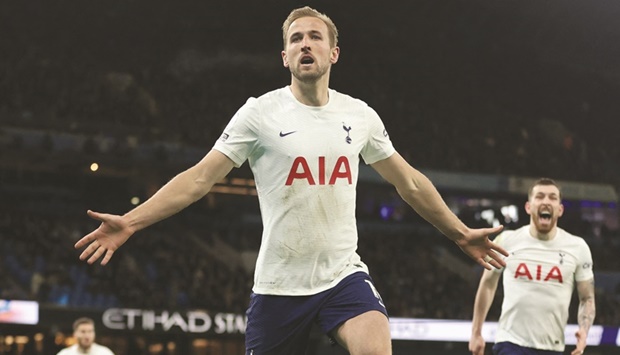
[213,86,395,295]
[57,343,114,355]
[493,225,594,351]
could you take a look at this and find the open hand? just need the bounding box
[456,225,508,270]
[74,210,134,265]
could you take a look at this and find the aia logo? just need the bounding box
[286,156,352,185]
[514,263,563,283]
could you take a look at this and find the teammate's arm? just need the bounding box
[572,277,596,355]
[370,152,508,269]
[469,269,501,355]
[75,149,235,265]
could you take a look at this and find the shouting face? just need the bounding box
[525,184,564,235]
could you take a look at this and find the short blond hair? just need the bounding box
[72,317,95,331]
[282,6,339,49]
[528,178,562,200]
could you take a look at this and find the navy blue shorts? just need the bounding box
[245,271,388,355]
[492,342,562,355]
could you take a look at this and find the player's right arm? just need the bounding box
[75,149,235,265]
[469,268,501,355]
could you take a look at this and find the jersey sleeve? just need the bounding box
[212,97,260,168]
[359,106,395,165]
[574,239,594,282]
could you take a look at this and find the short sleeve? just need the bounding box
[212,98,260,168]
[359,106,395,165]
[574,239,594,282]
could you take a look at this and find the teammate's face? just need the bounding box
[525,184,564,234]
[281,16,339,83]
[74,323,95,350]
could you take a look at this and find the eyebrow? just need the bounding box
[535,192,559,197]
[289,29,323,41]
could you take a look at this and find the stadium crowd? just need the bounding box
[2,0,619,189]
[1,198,619,326]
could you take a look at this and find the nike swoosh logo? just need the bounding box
[279,130,297,137]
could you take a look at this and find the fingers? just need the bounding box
[478,259,501,270]
[101,249,115,266]
[86,209,104,221]
[485,224,503,236]
[487,258,503,270]
[87,244,107,264]
[77,210,119,266]
[478,257,493,271]
[79,240,113,265]
[75,231,97,250]
[489,240,509,257]
[79,239,100,261]
[487,249,506,268]
[74,236,89,249]
[480,250,504,270]
[571,336,586,355]
[76,210,106,249]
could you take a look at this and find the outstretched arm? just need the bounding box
[572,278,596,355]
[371,152,508,269]
[75,149,235,265]
[469,269,501,355]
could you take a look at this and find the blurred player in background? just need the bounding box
[75,6,509,355]
[57,317,114,355]
[469,178,595,355]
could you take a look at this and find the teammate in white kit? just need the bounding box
[469,178,596,355]
[57,317,114,355]
[75,6,508,354]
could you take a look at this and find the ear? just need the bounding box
[524,201,532,216]
[330,46,340,64]
[282,50,289,68]
[558,203,564,218]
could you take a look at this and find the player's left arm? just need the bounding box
[371,152,508,269]
[572,277,596,355]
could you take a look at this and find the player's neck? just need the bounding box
[78,344,93,353]
[529,224,558,241]
[289,77,330,107]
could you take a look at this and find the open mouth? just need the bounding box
[300,56,314,65]
[539,211,552,221]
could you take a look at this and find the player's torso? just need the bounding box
[502,228,580,291]
[499,227,584,319]
[246,89,376,294]
[249,93,369,194]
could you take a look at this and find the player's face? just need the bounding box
[281,16,339,83]
[525,184,564,234]
[74,323,95,350]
